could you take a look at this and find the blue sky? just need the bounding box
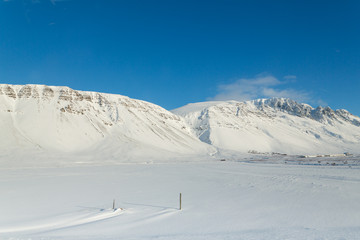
[0,0,359,115]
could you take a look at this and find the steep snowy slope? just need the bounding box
[172,98,360,155]
[0,84,211,161]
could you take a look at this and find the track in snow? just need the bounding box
[0,208,123,235]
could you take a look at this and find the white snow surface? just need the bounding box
[172,98,360,155]
[1,159,360,240]
[1,84,360,239]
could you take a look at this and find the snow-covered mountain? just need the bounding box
[0,84,212,163]
[1,84,359,162]
[172,98,360,155]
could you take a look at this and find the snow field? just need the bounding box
[1,160,360,240]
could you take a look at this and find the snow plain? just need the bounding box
[1,156,360,240]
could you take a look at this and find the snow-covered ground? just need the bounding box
[1,84,360,239]
[1,156,360,240]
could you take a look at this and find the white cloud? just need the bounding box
[262,88,311,102]
[210,74,313,103]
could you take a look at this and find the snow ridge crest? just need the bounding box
[252,98,359,126]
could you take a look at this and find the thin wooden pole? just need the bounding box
[179,193,182,210]
[113,199,115,210]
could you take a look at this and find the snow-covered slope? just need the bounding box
[1,84,359,161]
[0,84,212,162]
[172,98,360,155]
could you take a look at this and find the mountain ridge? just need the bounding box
[173,97,360,126]
[1,84,359,160]
[172,98,360,155]
[0,84,212,162]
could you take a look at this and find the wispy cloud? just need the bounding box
[50,0,69,4]
[209,74,314,104]
[283,75,297,81]
[50,0,63,5]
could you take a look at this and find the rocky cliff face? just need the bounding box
[252,98,360,126]
[0,84,210,157]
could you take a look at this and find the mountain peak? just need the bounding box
[0,84,211,157]
[1,84,359,157]
[173,97,360,155]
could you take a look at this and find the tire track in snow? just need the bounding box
[0,208,123,234]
